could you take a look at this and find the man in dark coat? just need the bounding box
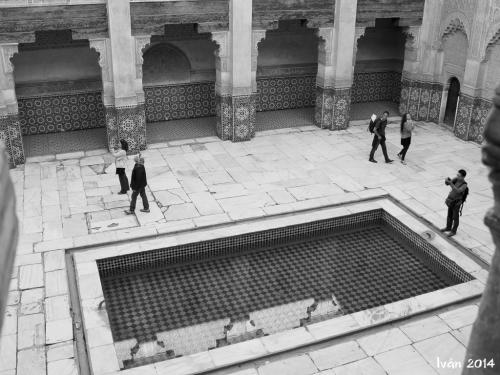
[125,155,150,214]
[369,111,394,163]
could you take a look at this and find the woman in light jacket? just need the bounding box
[397,113,414,165]
[112,139,130,194]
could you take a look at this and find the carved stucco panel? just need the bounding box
[251,30,266,71]
[211,31,230,73]
[89,38,111,82]
[135,36,151,79]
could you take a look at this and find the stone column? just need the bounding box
[212,0,255,142]
[453,57,481,141]
[462,84,500,374]
[400,0,444,123]
[103,0,146,153]
[0,140,18,333]
[401,26,423,120]
[0,43,24,166]
[315,0,357,130]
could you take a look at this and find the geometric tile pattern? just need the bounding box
[101,224,453,366]
[0,113,25,166]
[468,96,491,144]
[256,76,316,112]
[400,78,490,144]
[314,87,352,130]
[455,93,474,141]
[105,105,147,154]
[351,71,402,104]
[400,78,443,123]
[17,91,106,135]
[144,82,216,123]
[215,94,256,142]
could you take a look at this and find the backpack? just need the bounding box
[368,114,378,134]
[460,185,469,216]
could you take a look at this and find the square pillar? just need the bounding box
[212,0,256,142]
[0,43,25,166]
[315,0,357,131]
[102,0,146,153]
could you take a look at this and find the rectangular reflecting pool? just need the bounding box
[93,207,474,369]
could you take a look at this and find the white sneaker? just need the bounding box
[401,160,407,165]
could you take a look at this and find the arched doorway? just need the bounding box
[255,20,318,131]
[141,25,218,143]
[444,77,460,126]
[351,18,405,120]
[12,30,106,157]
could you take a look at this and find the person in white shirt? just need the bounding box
[111,139,130,194]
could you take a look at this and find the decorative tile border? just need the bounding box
[215,94,256,142]
[0,113,25,166]
[104,105,146,153]
[351,71,401,104]
[18,91,106,135]
[256,76,316,112]
[144,82,216,123]
[314,87,351,130]
[72,197,486,375]
[468,96,492,144]
[399,78,443,123]
[455,93,474,140]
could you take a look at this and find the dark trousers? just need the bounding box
[446,201,461,232]
[130,188,149,212]
[369,135,390,161]
[399,137,411,160]
[116,168,129,193]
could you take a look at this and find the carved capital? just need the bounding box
[211,31,229,58]
[354,27,366,42]
[89,38,111,82]
[251,30,267,71]
[0,44,18,74]
[211,31,230,73]
[135,35,151,67]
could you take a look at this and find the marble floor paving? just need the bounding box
[3,119,492,375]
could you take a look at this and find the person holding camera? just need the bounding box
[111,139,130,195]
[440,169,468,237]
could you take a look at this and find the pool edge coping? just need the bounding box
[70,197,488,375]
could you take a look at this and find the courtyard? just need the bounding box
[1,118,492,375]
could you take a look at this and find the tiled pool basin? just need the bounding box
[73,199,486,375]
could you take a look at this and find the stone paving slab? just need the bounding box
[6,122,493,375]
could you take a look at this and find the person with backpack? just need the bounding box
[369,111,394,163]
[125,155,150,215]
[397,113,414,165]
[440,169,468,237]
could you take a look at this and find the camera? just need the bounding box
[445,177,451,185]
